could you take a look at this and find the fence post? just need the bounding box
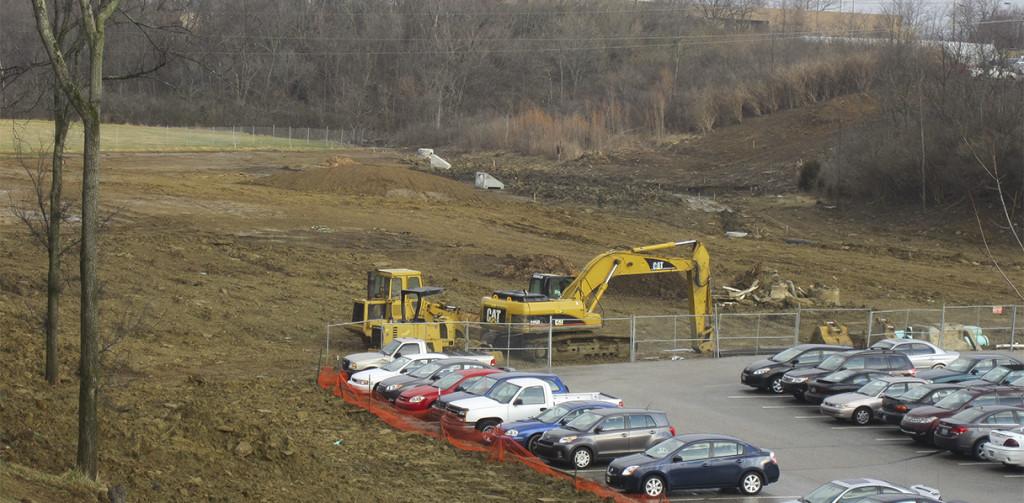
[325,126,330,146]
[464,320,470,352]
[673,316,678,350]
[288,126,292,148]
[307,127,310,144]
[1011,306,1018,352]
[867,310,875,348]
[547,316,553,371]
[629,315,636,363]
[232,126,237,149]
[938,304,946,349]
[506,322,512,367]
[794,307,802,346]
[755,314,761,355]
[713,308,721,358]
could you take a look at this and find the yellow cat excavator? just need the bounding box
[480,240,714,358]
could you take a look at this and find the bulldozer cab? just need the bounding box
[352,269,424,324]
[399,286,444,322]
[528,274,574,299]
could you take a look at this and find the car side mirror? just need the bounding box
[513,398,523,406]
[593,427,603,433]
[430,374,440,380]
[672,456,683,463]
[559,418,568,425]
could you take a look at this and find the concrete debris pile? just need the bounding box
[721,262,840,308]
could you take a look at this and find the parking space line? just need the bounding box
[554,468,606,473]
[762,405,819,409]
[915,450,940,454]
[957,461,999,466]
[875,438,914,441]
[669,497,802,502]
[1005,474,1024,478]
[831,426,891,429]
[794,415,828,419]
[727,395,789,399]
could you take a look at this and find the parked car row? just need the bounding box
[744,342,1024,470]
[340,339,784,498]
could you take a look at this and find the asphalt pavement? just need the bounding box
[554,356,1024,503]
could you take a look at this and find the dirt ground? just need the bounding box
[2,95,1023,502]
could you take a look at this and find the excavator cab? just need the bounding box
[528,274,574,299]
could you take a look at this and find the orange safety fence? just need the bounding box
[315,366,663,502]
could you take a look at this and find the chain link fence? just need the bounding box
[317,304,1023,377]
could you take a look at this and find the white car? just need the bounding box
[982,426,1024,466]
[784,479,940,503]
[869,339,959,369]
[347,353,447,392]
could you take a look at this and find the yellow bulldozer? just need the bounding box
[348,269,471,350]
[479,240,714,358]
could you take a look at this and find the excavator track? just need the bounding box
[480,330,631,361]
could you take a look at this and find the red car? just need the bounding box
[395,368,504,411]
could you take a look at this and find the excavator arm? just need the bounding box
[560,240,714,351]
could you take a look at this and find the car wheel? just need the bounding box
[853,407,873,426]
[973,438,989,461]
[738,471,764,495]
[642,475,666,498]
[768,377,784,394]
[476,419,500,433]
[931,363,946,369]
[571,447,593,469]
[527,434,541,454]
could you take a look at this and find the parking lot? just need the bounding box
[555,356,1024,502]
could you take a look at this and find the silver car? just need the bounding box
[821,376,927,425]
[784,478,940,503]
[869,339,959,369]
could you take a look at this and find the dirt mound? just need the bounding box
[488,254,578,279]
[257,157,479,202]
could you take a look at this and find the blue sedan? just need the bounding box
[498,400,618,452]
[605,434,780,498]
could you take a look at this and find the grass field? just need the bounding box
[0,119,343,153]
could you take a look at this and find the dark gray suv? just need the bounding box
[533,408,675,469]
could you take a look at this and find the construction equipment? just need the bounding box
[810,321,860,347]
[479,240,714,358]
[349,269,471,350]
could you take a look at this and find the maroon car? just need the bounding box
[898,386,1024,443]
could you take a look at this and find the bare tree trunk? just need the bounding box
[31,0,120,480]
[45,83,69,386]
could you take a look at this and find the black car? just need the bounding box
[917,354,1024,384]
[878,383,964,425]
[781,349,915,401]
[958,364,1024,387]
[605,434,780,498]
[803,369,889,404]
[372,358,490,401]
[741,344,850,394]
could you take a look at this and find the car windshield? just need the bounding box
[485,382,521,404]
[871,341,895,349]
[819,354,845,371]
[950,407,989,423]
[644,437,685,458]
[981,367,1011,383]
[466,376,497,395]
[434,372,464,389]
[801,482,847,503]
[1012,376,1024,387]
[899,386,932,401]
[535,404,572,423]
[565,411,602,431]
[409,362,442,378]
[823,370,856,382]
[772,347,803,362]
[935,390,975,410]
[947,358,975,373]
[382,357,412,372]
[857,380,889,396]
[381,340,401,355]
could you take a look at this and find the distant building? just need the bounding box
[750,7,899,35]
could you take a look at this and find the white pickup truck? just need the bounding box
[340,337,495,374]
[444,377,622,431]
[347,353,448,392]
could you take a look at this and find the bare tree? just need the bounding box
[30,0,122,480]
